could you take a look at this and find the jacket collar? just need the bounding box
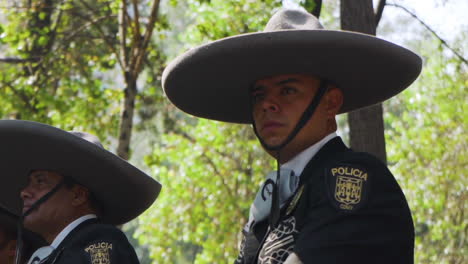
[299,137,349,185]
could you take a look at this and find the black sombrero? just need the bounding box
[162,8,422,123]
[0,120,161,225]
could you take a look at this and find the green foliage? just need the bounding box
[385,39,467,264]
[1,0,465,263]
[300,0,317,13]
[139,118,273,263]
[180,0,282,46]
[0,0,121,141]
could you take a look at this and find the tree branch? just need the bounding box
[131,0,161,77]
[0,57,40,63]
[311,0,322,18]
[128,0,142,72]
[375,0,386,27]
[200,153,239,208]
[3,81,37,113]
[132,0,142,40]
[119,0,129,71]
[0,0,115,10]
[75,0,125,69]
[387,3,467,65]
[174,129,243,209]
[44,0,66,60]
[63,14,118,42]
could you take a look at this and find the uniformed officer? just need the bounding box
[0,120,161,264]
[0,206,46,264]
[161,8,421,264]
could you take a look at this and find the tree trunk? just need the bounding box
[304,0,323,18]
[340,0,387,163]
[117,72,137,160]
[115,0,161,160]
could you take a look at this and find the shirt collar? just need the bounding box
[281,132,337,176]
[50,214,97,248]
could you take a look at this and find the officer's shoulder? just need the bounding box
[75,221,130,243]
[332,149,389,172]
[324,150,392,212]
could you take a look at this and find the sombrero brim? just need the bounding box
[162,30,422,124]
[0,120,161,225]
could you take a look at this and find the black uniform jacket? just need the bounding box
[235,137,414,264]
[41,218,139,264]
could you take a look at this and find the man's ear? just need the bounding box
[325,86,344,117]
[7,239,16,257]
[71,185,90,206]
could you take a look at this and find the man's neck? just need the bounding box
[45,214,97,246]
[43,221,71,244]
[273,130,338,163]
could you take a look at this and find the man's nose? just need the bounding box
[261,94,280,112]
[20,186,32,200]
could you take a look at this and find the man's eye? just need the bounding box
[35,178,45,186]
[282,87,297,95]
[35,175,47,184]
[251,92,264,103]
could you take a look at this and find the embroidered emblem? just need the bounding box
[258,216,299,264]
[327,164,369,211]
[335,176,362,206]
[286,185,304,216]
[85,242,113,264]
[262,179,275,200]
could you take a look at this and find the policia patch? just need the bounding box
[327,164,370,211]
[85,241,113,264]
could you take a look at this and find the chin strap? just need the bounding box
[14,218,23,264]
[252,80,329,230]
[15,180,65,264]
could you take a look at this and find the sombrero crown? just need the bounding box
[162,8,422,123]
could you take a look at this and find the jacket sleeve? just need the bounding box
[293,153,414,264]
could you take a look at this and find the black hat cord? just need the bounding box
[15,180,65,264]
[252,80,329,229]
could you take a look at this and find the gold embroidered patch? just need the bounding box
[85,242,113,264]
[328,165,369,211]
[335,176,362,209]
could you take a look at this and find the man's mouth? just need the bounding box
[261,121,283,132]
[22,204,32,213]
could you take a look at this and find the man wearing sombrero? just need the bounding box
[0,206,46,264]
[162,8,420,264]
[0,120,161,264]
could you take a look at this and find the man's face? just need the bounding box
[251,74,339,161]
[20,171,72,235]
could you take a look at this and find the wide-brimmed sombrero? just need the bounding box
[0,120,161,225]
[162,8,422,124]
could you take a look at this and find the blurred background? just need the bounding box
[0,0,466,263]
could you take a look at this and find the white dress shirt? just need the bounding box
[282,132,338,175]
